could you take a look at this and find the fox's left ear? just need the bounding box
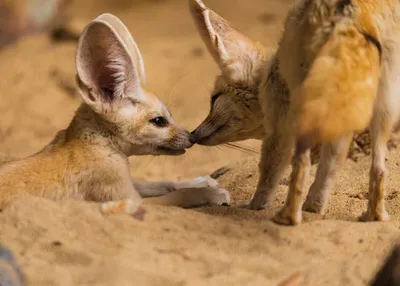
[75,16,145,112]
[95,13,146,85]
[189,0,264,84]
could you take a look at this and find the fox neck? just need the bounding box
[237,53,268,140]
[60,104,133,158]
[250,124,266,140]
[234,83,266,139]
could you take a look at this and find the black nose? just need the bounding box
[189,129,197,144]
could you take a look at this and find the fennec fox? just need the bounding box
[0,13,230,217]
[189,0,400,225]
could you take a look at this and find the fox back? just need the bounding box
[278,0,399,146]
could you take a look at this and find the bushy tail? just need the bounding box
[292,18,381,147]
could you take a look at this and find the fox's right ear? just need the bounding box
[75,18,144,112]
[188,0,263,84]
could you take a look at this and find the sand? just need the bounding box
[0,0,399,285]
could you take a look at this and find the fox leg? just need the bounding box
[361,38,400,221]
[139,176,229,207]
[273,146,311,225]
[303,134,352,214]
[360,110,393,222]
[141,186,230,208]
[100,199,146,220]
[101,179,229,218]
[133,181,176,197]
[134,176,220,198]
[98,177,147,219]
[250,133,293,210]
[360,116,391,222]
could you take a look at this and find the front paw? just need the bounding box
[205,187,230,206]
[359,208,390,222]
[249,193,268,210]
[272,207,302,226]
[237,200,252,209]
[210,188,231,206]
[302,198,324,214]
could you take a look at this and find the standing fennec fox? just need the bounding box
[189,0,400,225]
[0,13,230,216]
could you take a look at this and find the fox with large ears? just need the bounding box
[0,13,230,216]
[189,0,400,225]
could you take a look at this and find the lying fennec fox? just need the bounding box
[189,0,400,225]
[0,13,230,217]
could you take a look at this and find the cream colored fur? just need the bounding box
[274,0,400,225]
[0,13,230,217]
[189,0,400,225]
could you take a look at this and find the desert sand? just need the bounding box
[0,0,399,285]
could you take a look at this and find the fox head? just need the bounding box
[188,0,266,146]
[75,14,193,156]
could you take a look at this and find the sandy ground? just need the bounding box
[0,0,399,285]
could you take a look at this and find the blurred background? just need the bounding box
[0,0,291,181]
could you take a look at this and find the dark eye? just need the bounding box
[150,116,168,128]
[211,92,222,107]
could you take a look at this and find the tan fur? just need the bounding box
[292,24,380,144]
[0,13,230,215]
[188,0,267,146]
[284,0,381,146]
[274,0,400,225]
[189,0,400,225]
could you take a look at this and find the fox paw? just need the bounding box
[249,193,268,210]
[237,200,252,209]
[185,186,230,207]
[203,187,230,206]
[100,199,146,220]
[272,207,302,226]
[302,198,324,214]
[359,208,390,222]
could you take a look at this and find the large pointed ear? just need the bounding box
[95,13,146,84]
[75,18,143,110]
[188,0,263,83]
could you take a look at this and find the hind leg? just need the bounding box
[303,134,352,214]
[99,176,146,220]
[360,114,392,222]
[360,38,400,221]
